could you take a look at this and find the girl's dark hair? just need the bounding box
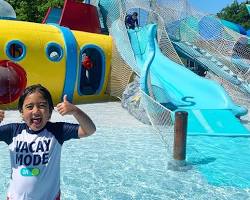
[18,84,54,113]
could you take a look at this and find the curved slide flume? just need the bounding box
[127,24,249,136]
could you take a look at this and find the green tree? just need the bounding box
[6,0,64,22]
[217,0,250,29]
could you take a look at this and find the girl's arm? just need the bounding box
[0,110,4,123]
[56,95,96,138]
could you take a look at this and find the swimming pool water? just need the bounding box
[187,136,250,188]
[0,102,249,199]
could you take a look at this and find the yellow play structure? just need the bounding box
[0,19,112,109]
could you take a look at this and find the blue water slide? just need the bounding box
[44,8,62,24]
[172,41,250,94]
[167,16,250,94]
[127,24,249,136]
[172,41,241,85]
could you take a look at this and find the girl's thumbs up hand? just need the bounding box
[56,95,77,116]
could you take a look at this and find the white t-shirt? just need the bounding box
[0,122,79,200]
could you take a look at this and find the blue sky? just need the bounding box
[189,0,247,14]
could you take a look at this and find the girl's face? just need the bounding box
[21,91,51,131]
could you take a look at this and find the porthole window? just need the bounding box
[46,42,63,62]
[6,40,26,61]
[78,45,105,95]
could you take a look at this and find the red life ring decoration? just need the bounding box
[82,55,93,70]
[0,60,27,104]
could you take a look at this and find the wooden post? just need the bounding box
[173,111,188,161]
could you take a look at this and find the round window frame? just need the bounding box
[6,40,26,62]
[46,42,63,62]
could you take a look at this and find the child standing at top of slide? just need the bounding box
[0,84,96,200]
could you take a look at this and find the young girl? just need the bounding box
[0,84,96,200]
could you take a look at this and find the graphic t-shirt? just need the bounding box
[0,122,79,200]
